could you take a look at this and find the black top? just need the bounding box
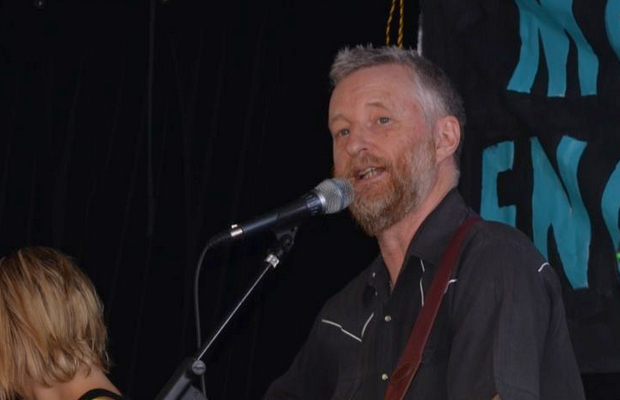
[264,190,585,400]
[78,388,127,400]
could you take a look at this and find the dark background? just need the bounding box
[0,1,406,399]
[0,1,615,399]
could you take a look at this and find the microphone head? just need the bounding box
[314,178,355,214]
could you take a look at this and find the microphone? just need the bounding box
[208,178,354,247]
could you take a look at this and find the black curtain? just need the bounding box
[0,1,397,399]
[2,1,616,399]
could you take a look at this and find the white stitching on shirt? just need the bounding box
[444,279,458,294]
[361,313,374,338]
[321,319,362,342]
[538,262,550,273]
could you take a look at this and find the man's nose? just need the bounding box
[345,125,372,156]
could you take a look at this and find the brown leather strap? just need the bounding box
[382,217,480,400]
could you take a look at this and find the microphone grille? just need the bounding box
[314,178,355,214]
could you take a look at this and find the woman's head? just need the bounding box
[0,246,109,400]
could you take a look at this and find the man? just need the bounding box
[264,46,585,400]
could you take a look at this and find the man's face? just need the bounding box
[329,64,438,236]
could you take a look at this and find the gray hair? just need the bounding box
[329,45,466,162]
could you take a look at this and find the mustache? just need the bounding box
[333,153,392,179]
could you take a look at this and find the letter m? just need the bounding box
[508,0,599,97]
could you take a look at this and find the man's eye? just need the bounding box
[378,117,390,124]
[337,129,350,138]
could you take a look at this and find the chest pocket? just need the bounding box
[330,374,359,400]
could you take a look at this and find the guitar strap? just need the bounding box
[382,217,480,400]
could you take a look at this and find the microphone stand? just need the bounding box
[155,226,299,400]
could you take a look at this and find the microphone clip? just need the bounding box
[264,226,299,269]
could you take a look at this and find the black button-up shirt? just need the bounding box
[265,190,585,400]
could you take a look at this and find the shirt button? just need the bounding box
[381,373,389,381]
[384,315,392,322]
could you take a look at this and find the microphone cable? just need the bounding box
[193,236,221,397]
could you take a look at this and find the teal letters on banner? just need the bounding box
[481,141,517,226]
[531,137,590,288]
[602,161,620,275]
[508,0,599,96]
[481,137,620,288]
[605,0,620,62]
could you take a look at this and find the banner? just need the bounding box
[422,0,620,372]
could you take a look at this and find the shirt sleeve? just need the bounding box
[446,222,553,400]
[264,308,338,400]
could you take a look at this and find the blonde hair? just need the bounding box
[0,247,109,400]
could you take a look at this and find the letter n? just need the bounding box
[531,137,590,288]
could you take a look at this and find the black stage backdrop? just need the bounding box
[422,0,620,397]
[0,1,616,399]
[0,1,398,399]
[422,0,620,393]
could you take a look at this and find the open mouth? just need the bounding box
[355,166,385,182]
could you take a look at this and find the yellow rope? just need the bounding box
[385,0,397,45]
[397,0,404,48]
[385,0,405,48]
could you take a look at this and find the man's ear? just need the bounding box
[433,115,461,164]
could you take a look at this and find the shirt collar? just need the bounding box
[406,188,476,266]
[366,189,476,292]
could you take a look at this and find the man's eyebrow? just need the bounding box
[328,114,347,128]
[366,101,390,110]
[329,101,391,127]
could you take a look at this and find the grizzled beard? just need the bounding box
[346,136,437,237]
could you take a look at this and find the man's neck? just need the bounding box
[377,176,456,286]
[28,367,120,400]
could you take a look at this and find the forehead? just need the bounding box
[329,64,418,113]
